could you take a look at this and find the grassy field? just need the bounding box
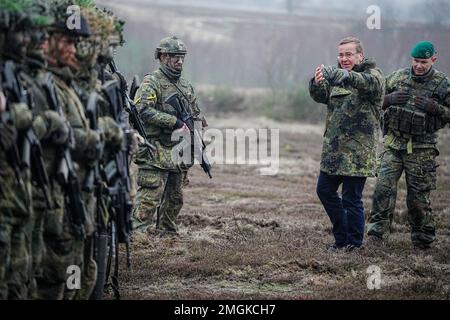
[116,117,450,300]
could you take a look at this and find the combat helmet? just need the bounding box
[154,36,187,60]
[47,0,91,38]
[0,0,34,32]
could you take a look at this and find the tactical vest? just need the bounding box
[150,70,195,147]
[384,68,447,143]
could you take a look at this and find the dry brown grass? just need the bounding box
[115,120,450,300]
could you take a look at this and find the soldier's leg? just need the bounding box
[404,148,437,248]
[132,169,167,231]
[158,171,184,234]
[0,172,15,299]
[7,223,30,299]
[7,177,32,300]
[63,236,83,300]
[0,221,12,300]
[73,193,96,300]
[28,184,53,299]
[36,208,74,300]
[73,234,96,300]
[367,148,404,238]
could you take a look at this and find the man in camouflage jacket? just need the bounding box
[309,37,385,252]
[367,41,450,249]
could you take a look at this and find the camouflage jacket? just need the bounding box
[73,68,124,155]
[48,66,101,169]
[383,67,450,152]
[20,56,65,176]
[309,58,385,177]
[133,67,202,171]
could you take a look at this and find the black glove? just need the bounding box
[322,66,351,85]
[414,96,440,115]
[173,118,184,130]
[383,91,410,109]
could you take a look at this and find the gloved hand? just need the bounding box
[32,110,70,145]
[321,66,351,85]
[9,102,32,130]
[173,118,185,130]
[384,91,410,109]
[98,116,124,152]
[128,130,140,155]
[84,129,104,161]
[0,120,17,151]
[414,96,440,115]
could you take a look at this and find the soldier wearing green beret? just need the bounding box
[367,41,450,249]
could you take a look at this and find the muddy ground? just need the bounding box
[115,117,450,300]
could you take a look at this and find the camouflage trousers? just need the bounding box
[28,181,65,299]
[0,169,32,300]
[34,188,96,300]
[34,211,79,300]
[133,168,184,234]
[367,147,438,247]
[74,191,97,300]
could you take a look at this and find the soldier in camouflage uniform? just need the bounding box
[309,37,385,252]
[367,41,450,249]
[35,2,101,299]
[69,3,126,300]
[18,1,72,299]
[133,36,205,235]
[0,1,36,299]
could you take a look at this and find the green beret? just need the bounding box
[411,41,436,59]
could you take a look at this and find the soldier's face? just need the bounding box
[7,31,30,57]
[46,34,77,67]
[27,29,49,57]
[162,53,185,72]
[412,57,436,75]
[337,43,363,71]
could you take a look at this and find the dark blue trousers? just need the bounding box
[316,171,367,247]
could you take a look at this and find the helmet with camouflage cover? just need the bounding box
[25,0,55,57]
[154,36,187,60]
[0,0,34,32]
[0,0,36,57]
[47,0,91,38]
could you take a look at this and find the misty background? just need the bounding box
[97,0,450,122]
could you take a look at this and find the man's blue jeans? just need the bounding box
[316,171,367,248]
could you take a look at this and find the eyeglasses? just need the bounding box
[169,54,185,61]
[337,52,359,60]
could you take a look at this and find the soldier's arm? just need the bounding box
[309,77,330,104]
[134,76,178,129]
[99,116,124,151]
[349,67,385,96]
[436,83,450,124]
[384,72,396,94]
